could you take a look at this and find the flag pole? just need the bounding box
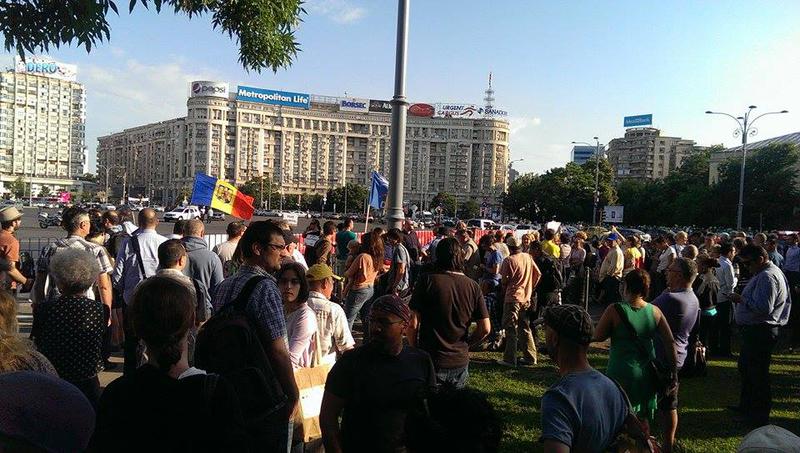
[364,204,371,233]
[365,174,373,233]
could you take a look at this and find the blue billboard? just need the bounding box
[236,86,310,109]
[624,114,653,127]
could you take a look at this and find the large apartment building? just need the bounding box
[97,82,510,208]
[0,57,87,196]
[607,128,696,180]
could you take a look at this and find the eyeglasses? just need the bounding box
[264,242,286,251]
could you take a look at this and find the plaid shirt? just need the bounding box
[213,264,287,342]
[37,235,114,302]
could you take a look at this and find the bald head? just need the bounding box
[138,208,158,229]
[186,219,205,238]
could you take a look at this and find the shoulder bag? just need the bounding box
[613,303,672,395]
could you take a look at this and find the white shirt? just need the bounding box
[292,249,308,270]
[306,291,355,364]
[717,256,737,304]
[657,247,676,272]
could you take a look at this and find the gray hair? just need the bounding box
[673,257,698,285]
[49,249,100,295]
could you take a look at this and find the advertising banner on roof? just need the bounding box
[369,99,392,113]
[190,81,229,98]
[339,97,369,113]
[15,56,77,82]
[236,86,310,109]
[434,103,481,119]
[623,114,653,128]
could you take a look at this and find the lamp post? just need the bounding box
[705,107,788,230]
[96,164,123,203]
[572,137,603,225]
[385,0,410,230]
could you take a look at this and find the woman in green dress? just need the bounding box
[593,269,677,422]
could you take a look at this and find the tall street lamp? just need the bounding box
[572,137,604,225]
[385,0,410,229]
[705,107,788,230]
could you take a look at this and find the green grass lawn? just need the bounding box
[468,349,800,453]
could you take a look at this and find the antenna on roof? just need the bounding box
[484,72,495,117]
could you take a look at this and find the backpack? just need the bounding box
[105,229,130,260]
[194,276,287,444]
[539,255,564,292]
[305,238,331,267]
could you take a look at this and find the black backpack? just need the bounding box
[194,276,287,445]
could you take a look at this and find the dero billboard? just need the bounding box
[339,98,369,113]
[236,86,310,109]
[15,56,77,82]
[190,81,228,98]
[434,103,480,119]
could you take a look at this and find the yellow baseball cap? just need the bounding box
[306,264,342,282]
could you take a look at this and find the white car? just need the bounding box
[466,218,496,230]
[163,206,201,222]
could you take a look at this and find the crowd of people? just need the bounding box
[0,202,797,452]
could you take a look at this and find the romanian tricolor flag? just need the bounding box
[190,173,255,220]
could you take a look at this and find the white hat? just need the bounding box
[737,425,800,453]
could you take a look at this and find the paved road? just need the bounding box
[14,207,380,240]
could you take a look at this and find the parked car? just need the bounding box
[210,211,225,221]
[617,227,652,243]
[584,225,609,242]
[163,206,201,222]
[466,218,496,230]
[152,205,166,212]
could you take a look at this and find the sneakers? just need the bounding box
[518,357,537,366]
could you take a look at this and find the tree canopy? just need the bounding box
[502,158,616,223]
[325,183,368,214]
[1,0,305,72]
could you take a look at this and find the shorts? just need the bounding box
[658,381,679,411]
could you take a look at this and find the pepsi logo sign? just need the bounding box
[408,103,435,117]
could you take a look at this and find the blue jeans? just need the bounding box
[435,365,469,389]
[344,285,375,329]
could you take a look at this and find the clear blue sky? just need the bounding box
[5,0,799,175]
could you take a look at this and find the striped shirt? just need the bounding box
[37,235,114,302]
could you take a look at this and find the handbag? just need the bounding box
[613,303,672,395]
[678,312,707,378]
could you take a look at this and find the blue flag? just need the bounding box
[369,171,389,210]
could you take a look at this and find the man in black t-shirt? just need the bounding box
[407,237,490,387]
[530,241,564,310]
[321,295,436,453]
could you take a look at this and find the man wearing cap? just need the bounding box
[598,232,624,305]
[321,294,436,453]
[539,304,627,453]
[497,236,540,367]
[0,207,28,290]
[306,264,354,363]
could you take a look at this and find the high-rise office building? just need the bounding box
[98,82,511,208]
[571,145,597,165]
[0,56,86,196]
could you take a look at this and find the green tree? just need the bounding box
[4,0,304,72]
[713,143,800,229]
[238,176,281,209]
[38,185,51,197]
[326,183,369,214]
[431,192,457,216]
[460,200,480,219]
[9,177,26,200]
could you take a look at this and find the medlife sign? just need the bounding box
[339,97,369,113]
[623,114,653,128]
[236,86,310,109]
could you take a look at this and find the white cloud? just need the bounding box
[307,0,366,24]
[82,56,225,170]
